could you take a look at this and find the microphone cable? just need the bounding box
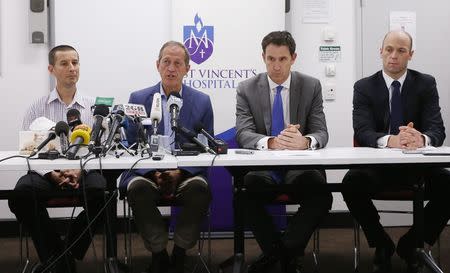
[40,177,118,273]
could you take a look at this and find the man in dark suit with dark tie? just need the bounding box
[342,30,450,273]
[235,31,332,273]
[119,41,213,273]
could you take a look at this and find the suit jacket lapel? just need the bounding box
[375,72,390,131]
[179,85,192,128]
[289,72,300,125]
[401,70,413,122]
[258,75,272,134]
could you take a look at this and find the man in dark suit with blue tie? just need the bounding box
[342,30,450,273]
[235,31,332,273]
[119,41,213,273]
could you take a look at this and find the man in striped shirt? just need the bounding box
[8,45,106,273]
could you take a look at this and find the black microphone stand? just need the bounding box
[134,116,152,158]
[102,126,134,158]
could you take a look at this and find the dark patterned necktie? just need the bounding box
[390,80,402,135]
[271,85,284,136]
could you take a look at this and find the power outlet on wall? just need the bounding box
[324,84,336,101]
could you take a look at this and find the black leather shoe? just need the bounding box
[170,245,186,273]
[405,262,422,273]
[148,250,170,273]
[31,252,76,273]
[397,233,423,273]
[396,233,417,264]
[280,255,303,273]
[372,241,395,273]
[247,254,278,273]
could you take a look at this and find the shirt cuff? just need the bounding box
[377,135,390,148]
[256,136,271,150]
[377,134,431,148]
[422,134,431,147]
[36,170,53,177]
[306,136,318,150]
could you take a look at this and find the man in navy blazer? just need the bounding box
[120,41,213,273]
[343,31,450,273]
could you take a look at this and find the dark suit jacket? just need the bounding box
[235,71,328,149]
[119,83,214,193]
[353,69,445,147]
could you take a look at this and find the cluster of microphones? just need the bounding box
[30,92,227,160]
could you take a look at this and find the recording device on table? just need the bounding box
[194,123,228,154]
[175,126,217,155]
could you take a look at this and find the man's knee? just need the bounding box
[83,171,107,190]
[127,177,159,204]
[179,177,211,206]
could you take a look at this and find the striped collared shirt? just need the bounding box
[22,88,95,130]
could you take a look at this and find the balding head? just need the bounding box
[380,30,414,79]
[382,30,413,52]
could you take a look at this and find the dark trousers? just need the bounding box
[8,171,106,262]
[342,167,450,247]
[243,169,332,256]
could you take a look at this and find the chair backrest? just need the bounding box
[46,197,83,208]
[353,137,429,201]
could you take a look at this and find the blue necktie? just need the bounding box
[390,80,402,135]
[271,85,284,183]
[271,85,284,136]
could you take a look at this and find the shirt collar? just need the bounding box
[267,73,291,92]
[382,70,407,89]
[47,88,86,108]
[159,83,183,98]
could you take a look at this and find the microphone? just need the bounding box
[89,104,109,149]
[177,126,216,155]
[55,121,70,154]
[66,109,82,131]
[150,93,162,134]
[194,123,228,154]
[103,108,125,154]
[167,92,183,131]
[66,126,91,160]
[29,131,57,157]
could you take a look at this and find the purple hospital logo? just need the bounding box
[183,14,214,64]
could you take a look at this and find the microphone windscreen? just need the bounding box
[73,124,92,134]
[167,92,183,110]
[55,121,70,136]
[150,93,162,121]
[70,129,91,145]
[93,104,110,117]
[67,108,81,122]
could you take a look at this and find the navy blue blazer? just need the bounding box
[119,83,214,193]
[353,69,445,147]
